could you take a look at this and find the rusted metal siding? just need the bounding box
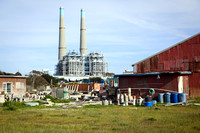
[136,34,200,73]
[62,83,91,91]
[134,34,200,97]
[119,75,178,90]
[119,74,189,98]
[119,75,179,98]
[189,73,200,98]
[182,76,189,98]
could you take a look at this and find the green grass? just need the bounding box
[1,101,56,111]
[83,104,114,108]
[189,97,200,103]
[0,105,200,132]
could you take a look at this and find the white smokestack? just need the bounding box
[80,8,87,56]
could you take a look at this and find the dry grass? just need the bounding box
[0,105,200,133]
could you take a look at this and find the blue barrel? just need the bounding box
[144,102,152,107]
[152,100,157,105]
[164,93,171,103]
[178,93,186,102]
[171,93,178,103]
[145,96,152,102]
[158,93,164,103]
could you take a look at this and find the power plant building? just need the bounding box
[55,7,108,78]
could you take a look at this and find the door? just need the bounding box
[178,76,183,93]
[3,83,12,93]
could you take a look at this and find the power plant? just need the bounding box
[56,7,108,79]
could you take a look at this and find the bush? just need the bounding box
[3,101,25,107]
[44,95,71,103]
[3,101,25,111]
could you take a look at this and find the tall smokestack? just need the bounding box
[80,9,87,56]
[58,6,66,60]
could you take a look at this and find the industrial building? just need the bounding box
[55,7,108,78]
[116,33,200,98]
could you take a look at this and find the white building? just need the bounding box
[56,51,108,77]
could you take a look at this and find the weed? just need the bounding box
[154,107,160,110]
[112,120,117,122]
[43,95,72,103]
[193,126,200,130]
[82,112,86,115]
[36,114,43,117]
[3,101,26,111]
[50,114,67,117]
[147,118,157,121]
[4,106,17,111]
[0,105,199,132]
[120,123,128,126]
[91,126,99,130]
[112,128,121,131]
[189,97,200,103]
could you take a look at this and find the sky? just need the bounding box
[0,0,200,75]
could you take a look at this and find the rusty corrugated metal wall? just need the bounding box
[119,74,189,98]
[134,33,200,97]
[119,75,179,97]
[136,34,200,73]
[189,73,200,98]
[62,83,92,92]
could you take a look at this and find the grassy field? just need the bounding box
[0,104,200,133]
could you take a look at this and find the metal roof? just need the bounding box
[132,33,200,66]
[114,71,191,77]
[0,75,26,78]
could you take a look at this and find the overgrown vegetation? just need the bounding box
[0,70,22,76]
[3,101,26,111]
[189,97,200,103]
[41,74,60,87]
[0,106,199,132]
[0,70,14,75]
[26,70,49,91]
[26,70,60,91]
[44,95,71,103]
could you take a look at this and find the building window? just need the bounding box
[3,83,12,93]
[16,82,24,89]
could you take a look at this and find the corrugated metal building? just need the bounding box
[117,33,200,98]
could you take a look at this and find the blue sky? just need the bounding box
[0,0,200,75]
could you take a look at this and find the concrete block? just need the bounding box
[0,95,5,103]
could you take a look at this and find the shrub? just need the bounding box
[147,118,157,121]
[44,95,71,103]
[3,101,25,111]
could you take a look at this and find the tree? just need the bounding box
[34,76,49,89]
[89,77,103,83]
[42,74,58,86]
[30,70,42,76]
[106,72,115,77]
[14,72,22,76]
[0,70,14,75]
[26,70,49,90]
